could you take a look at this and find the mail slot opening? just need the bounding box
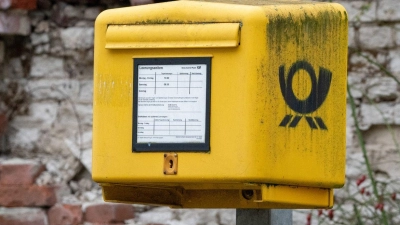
[105,23,241,49]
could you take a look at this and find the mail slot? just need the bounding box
[92,0,348,208]
[105,23,241,49]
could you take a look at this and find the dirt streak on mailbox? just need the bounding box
[92,0,348,208]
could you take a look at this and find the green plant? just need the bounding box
[300,51,400,225]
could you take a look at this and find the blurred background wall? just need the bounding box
[0,0,399,224]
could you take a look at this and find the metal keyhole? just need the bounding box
[163,153,177,175]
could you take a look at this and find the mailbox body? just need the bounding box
[93,0,348,208]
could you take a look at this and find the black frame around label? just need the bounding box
[133,57,211,152]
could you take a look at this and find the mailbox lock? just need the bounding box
[163,153,178,175]
[242,190,254,200]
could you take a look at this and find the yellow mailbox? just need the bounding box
[92,0,348,208]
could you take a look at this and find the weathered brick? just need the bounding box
[348,26,356,48]
[84,203,134,223]
[219,209,235,225]
[0,207,47,225]
[0,0,11,9]
[8,127,40,152]
[389,49,400,78]
[78,79,93,103]
[0,158,45,185]
[359,103,395,130]
[25,79,80,100]
[396,24,400,46]
[30,56,65,78]
[12,102,59,130]
[51,2,82,27]
[349,52,382,74]
[0,185,61,207]
[0,10,30,35]
[178,209,219,225]
[146,224,169,225]
[56,102,92,127]
[60,27,94,50]
[0,41,4,63]
[48,203,82,225]
[337,1,376,22]
[84,7,102,20]
[394,104,400,125]
[0,112,7,136]
[359,26,393,49]
[366,77,398,101]
[80,148,92,173]
[11,0,37,10]
[377,0,400,21]
[30,33,50,46]
[137,207,174,225]
[7,57,25,77]
[89,223,125,225]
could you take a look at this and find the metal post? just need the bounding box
[236,209,292,225]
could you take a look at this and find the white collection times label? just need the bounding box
[137,64,207,143]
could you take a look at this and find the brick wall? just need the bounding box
[340,0,400,190]
[295,0,400,224]
[0,158,135,225]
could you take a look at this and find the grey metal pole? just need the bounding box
[236,209,292,225]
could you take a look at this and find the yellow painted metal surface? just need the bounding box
[101,184,333,208]
[92,0,348,208]
[105,23,240,49]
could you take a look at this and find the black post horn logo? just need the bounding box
[279,60,332,130]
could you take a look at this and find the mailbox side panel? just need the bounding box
[253,3,348,187]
